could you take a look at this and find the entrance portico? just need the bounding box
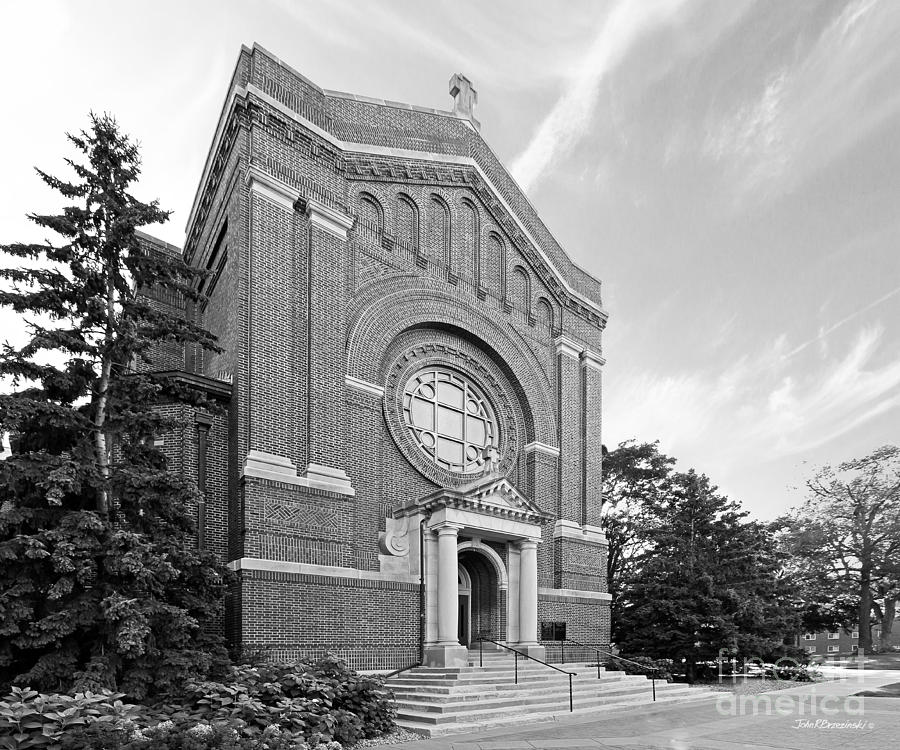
[391,472,551,668]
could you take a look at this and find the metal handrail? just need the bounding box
[477,638,577,712]
[381,662,422,679]
[556,639,662,702]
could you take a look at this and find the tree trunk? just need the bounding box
[880,596,896,652]
[93,253,116,515]
[858,569,873,655]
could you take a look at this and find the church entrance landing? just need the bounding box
[385,472,552,668]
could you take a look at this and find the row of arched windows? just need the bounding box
[356,190,557,336]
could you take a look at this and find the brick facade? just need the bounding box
[148,43,610,669]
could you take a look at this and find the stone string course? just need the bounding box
[146,43,610,668]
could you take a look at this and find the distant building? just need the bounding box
[800,627,900,655]
[144,43,610,670]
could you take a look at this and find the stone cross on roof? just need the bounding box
[449,73,478,121]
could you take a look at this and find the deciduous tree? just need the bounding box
[779,446,900,654]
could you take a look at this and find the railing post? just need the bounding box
[479,638,483,668]
[514,650,518,684]
[569,673,573,712]
[596,650,600,679]
[652,671,656,701]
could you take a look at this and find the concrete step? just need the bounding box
[396,689,719,736]
[387,652,701,738]
[389,675,647,698]
[394,682,698,716]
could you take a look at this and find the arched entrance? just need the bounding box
[392,472,550,667]
[457,549,503,646]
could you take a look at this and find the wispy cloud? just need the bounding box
[511,0,690,193]
[702,70,789,192]
[784,284,900,359]
[606,325,900,470]
[701,0,898,198]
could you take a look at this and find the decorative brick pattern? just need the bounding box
[146,44,609,670]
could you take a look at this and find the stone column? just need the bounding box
[517,538,545,659]
[424,523,468,668]
[436,524,460,645]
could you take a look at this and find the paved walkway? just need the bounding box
[381,668,900,750]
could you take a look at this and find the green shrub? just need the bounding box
[608,656,673,681]
[0,686,144,750]
[176,656,394,746]
[0,656,388,749]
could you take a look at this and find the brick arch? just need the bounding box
[535,296,555,337]
[428,193,452,272]
[356,190,384,234]
[346,278,556,445]
[511,265,532,319]
[395,192,419,250]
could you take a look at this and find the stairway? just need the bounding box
[386,649,717,737]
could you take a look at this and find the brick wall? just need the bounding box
[147,43,610,663]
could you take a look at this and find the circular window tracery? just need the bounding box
[402,368,497,474]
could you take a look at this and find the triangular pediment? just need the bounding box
[398,472,551,524]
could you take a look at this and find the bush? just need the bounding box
[608,655,673,682]
[176,655,394,746]
[1,656,393,749]
[761,663,820,682]
[0,686,144,750]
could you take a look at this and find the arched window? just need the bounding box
[535,297,556,337]
[428,194,452,278]
[357,191,384,236]
[483,232,507,304]
[461,198,480,288]
[511,266,532,320]
[396,193,419,252]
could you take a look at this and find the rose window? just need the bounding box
[402,368,497,474]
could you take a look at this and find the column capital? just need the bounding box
[518,538,540,551]
[433,522,464,536]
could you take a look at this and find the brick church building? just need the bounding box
[147,44,610,670]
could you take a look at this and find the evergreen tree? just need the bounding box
[615,470,798,679]
[0,114,228,698]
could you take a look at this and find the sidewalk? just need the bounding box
[379,668,900,750]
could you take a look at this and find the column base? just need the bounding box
[514,644,546,661]
[423,644,468,668]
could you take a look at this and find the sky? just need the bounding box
[1,0,898,519]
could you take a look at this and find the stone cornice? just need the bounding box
[538,587,612,602]
[146,370,233,400]
[344,374,384,397]
[555,335,582,359]
[227,557,417,585]
[580,349,606,371]
[523,441,561,457]
[246,166,299,211]
[238,81,607,322]
[553,519,607,545]
[396,474,552,525]
[305,197,355,239]
[241,450,355,496]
